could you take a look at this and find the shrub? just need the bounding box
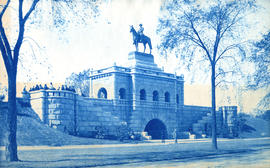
[257,110,270,121]
[94,126,108,139]
[116,122,131,141]
[233,113,256,137]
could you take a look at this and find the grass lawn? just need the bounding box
[1,104,270,167]
[0,137,270,167]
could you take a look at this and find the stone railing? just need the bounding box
[83,97,114,106]
[46,90,75,99]
[113,99,131,106]
[137,100,176,109]
[183,105,211,112]
[0,101,7,109]
[82,97,131,107]
[132,68,184,81]
[90,66,131,76]
[112,66,131,73]
[89,65,184,81]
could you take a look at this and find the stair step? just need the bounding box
[198,120,207,124]
[193,123,201,127]
[141,132,152,140]
[193,128,201,133]
[202,115,211,120]
[141,131,148,136]
[144,136,152,140]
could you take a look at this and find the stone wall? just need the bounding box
[90,66,132,100]
[130,101,179,138]
[30,91,47,122]
[29,90,128,137]
[219,106,238,137]
[75,97,124,137]
[31,90,76,134]
[88,53,186,139]
[124,52,184,138]
[90,73,115,99]
[182,105,211,132]
[29,89,185,139]
[89,66,133,122]
[0,101,7,126]
[128,72,182,138]
[28,89,235,139]
[190,106,237,137]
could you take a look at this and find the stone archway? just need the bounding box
[144,119,167,139]
[98,88,107,99]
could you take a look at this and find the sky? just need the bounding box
[17,0,164,83]
[0,0,270,113]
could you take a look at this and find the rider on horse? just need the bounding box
[129,24,152,54]
[138,24,144,42]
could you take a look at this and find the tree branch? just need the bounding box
[184,12,213,64]
[215,79,235,87]
[184,33,203,48]
[213,23,221,62]
[0,0,10,19]
[0,35,11,71]
[0,0,12,70]
[215,70,235,79]
[220,9,241,39]
[13,0,39,68]
[216,55,238,66]
[12,0,23,68]
[18,0,23,22]
[23,0,40,23]
[0,21,12,58]
[216,43,241,63]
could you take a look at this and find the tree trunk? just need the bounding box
[5,69,18,161]
[211,64,218,150]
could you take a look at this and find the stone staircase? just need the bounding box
[141,131,152,140]
[192,111,224,137]
[192,112,212,136]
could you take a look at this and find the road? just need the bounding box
[0,138,270,168]
[103,144,270,168]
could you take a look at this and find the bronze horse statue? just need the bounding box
[130,25,152,54]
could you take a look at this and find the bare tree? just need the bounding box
[157,0,255,150]
[0,0,40,161]
[0,0,101,161]
[65,69,91,97]
[248,31,270,112]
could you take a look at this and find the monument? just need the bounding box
[26,25,238,139]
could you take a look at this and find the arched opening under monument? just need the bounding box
[119,88,126,99]
[144,119,167,139]
[153,90,159,101]
[140,89,146,100]
[165,92,170,102]
[98,88,107,99]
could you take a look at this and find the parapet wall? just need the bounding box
[27,89,238,139]
[29,90,129,137]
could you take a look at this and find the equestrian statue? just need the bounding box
[130,24,152,54]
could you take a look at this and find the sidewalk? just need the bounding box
[1,137,269,151]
